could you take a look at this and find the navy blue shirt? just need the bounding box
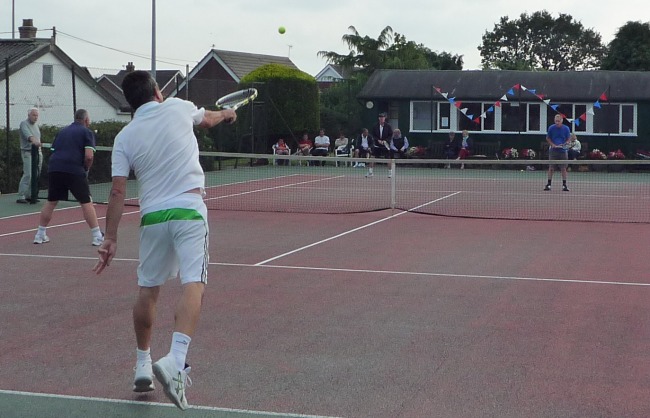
[48,122,96,176]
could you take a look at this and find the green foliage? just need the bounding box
[319,75,367,137]
[91,121,128,147]
[318,26,463,75]
[479,11,606,71]
[601,21,650,71]
[238,63,319,149]
[0,129,22,194]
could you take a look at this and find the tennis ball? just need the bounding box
[278,26,286,34]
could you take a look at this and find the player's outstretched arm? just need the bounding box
[200,109,237,129]
[93,176,127,274]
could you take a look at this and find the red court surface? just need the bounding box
[1,200,649,417]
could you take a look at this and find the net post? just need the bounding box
[29,143,39,203]
[390,158,396,210]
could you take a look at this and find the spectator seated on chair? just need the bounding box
[294,133,312,156]
[352,128,371,168]
[334,131,350,156]
[456,130,473,169]
[443,131,460,168]
[310,128,330,166]
[389,128,409,159]
[272,138,291,166]
[567,133,581,160]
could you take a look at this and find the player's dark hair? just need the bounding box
[121,70,157,111]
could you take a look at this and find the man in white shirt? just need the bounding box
[93,70,236,410]
[310,128,330,166]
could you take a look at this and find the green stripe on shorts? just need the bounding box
[140,208,204,226]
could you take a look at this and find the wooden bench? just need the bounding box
[467,141,501,160]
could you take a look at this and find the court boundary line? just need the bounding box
[0,389,340,418]
[254,192,462,266]
[0,209,140,238]
[205,175,345,202]
[1,253,647,287]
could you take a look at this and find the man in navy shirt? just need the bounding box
[33,109,104,246]
[544,114,571,192]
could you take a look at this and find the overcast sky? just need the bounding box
[1,0,647,78]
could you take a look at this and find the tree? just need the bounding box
[479,11,606,71]
[235,64,319,151]
[601,21,650,71]
[318,26,463,75]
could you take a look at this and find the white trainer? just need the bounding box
[91,233,105,247]
[153,355,192,410]
[33,234,50,244]
[133,361,155,392]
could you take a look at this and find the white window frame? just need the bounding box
[408,100,637,136]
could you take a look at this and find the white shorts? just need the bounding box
[137,193,209,287]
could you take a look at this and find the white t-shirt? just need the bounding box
[314,135,330,150]
[112,98,205,215]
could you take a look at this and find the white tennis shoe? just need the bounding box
[133,361,155,392]
[91,233,104,246]
[153,355,192,410]
[33,234,50,244]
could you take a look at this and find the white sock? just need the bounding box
[170,332,191,371]
[136,348,151,364]
[91,226,102,238]
[388,169,393,176]
[369,168,373,174]
[37,226,46,236]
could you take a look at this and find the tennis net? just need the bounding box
[40,148,650,223]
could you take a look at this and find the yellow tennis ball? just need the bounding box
[278,26,286,34]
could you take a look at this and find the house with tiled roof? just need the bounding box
[315,64,355,90]
[0,19,130,128]
[171,49,299,108]
[97,62,184,112]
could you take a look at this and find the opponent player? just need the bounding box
[93,70,236,410]
[544,114,571,192]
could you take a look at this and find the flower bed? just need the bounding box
[502,147,518,159]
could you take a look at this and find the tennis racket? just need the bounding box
[215,88,258,122]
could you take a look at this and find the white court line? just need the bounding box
[0,389,340,418]
[205,175,344,202]
[205,173,302,189]
[254,192,462,266]
[0,203,80,220]
[0,209,140,238]
[0,253,646,287]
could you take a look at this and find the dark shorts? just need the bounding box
[548,148,568,169]
[357,147,370,158]
[47,172,92,203]
[372,146,390,159]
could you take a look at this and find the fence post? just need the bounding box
[30,144,40,203]
[5,57,10,164]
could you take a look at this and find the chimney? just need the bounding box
[126,62,135,72]
[18,19,37,39]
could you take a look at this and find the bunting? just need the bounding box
[431,84,610,128]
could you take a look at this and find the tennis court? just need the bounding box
[1,157,650,417]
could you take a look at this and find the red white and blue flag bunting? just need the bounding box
[432,84,609,127]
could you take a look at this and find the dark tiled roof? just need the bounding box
[102,69,182,91]
[358,69,650,101]
[0,38,51,77]
[212,49,298,80]
[98,69,184,111]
